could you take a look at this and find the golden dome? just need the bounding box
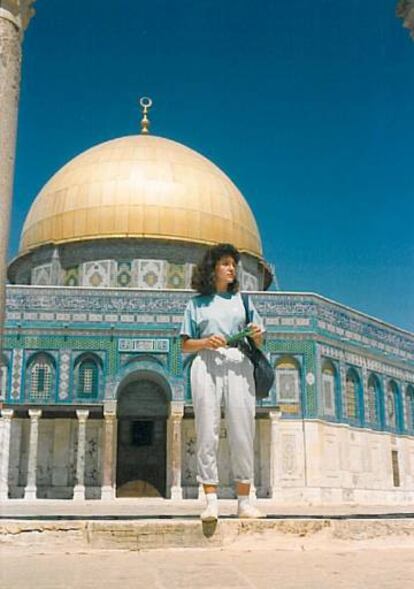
[19,135,263,258]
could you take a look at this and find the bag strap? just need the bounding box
[241,293,257,352]
[241,293,251,325]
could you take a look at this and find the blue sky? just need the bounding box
[10,0,414,331]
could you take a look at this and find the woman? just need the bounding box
[180,243,264,521]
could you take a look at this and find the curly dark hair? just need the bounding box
[191,243,241,295]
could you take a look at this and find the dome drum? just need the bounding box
[8,238,268,290]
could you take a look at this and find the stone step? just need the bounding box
[2,517,414,551]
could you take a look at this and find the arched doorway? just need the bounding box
[116,374,169,497]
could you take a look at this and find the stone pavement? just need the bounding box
[1,541,414,588]
[2,500,414,588]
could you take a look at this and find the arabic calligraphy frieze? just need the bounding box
[5,287,414,358]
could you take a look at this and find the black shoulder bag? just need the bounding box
[241,294,275,400]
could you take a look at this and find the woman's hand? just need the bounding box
[247,323,263,347]
[181,334,226,353]
[204,334,227,350]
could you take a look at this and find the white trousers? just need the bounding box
[190,347,256,486]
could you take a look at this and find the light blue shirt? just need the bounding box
[180,292,264,340]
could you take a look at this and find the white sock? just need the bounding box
[238,494,250,509]
[206,493,218,507]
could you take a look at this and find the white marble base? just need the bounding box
[170,486,183,501]
[73,485,86,501]
[101,485,116,500]
[23,486,37,500]
[4,416,414,505]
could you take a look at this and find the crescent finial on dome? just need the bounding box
[139,97,152,134]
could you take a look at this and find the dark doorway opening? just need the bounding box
[116,377,169,497]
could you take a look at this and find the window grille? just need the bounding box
[322,363,336,416]
[406,387,414,432]
[386,382,397,429]
[366,375,379,425]
[276,358,299,402]
[345,372,358,420]
[30,358,52,401]
[78,360,98,397]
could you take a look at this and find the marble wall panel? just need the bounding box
[82,260,115,287]
[137,260,165,289]
[32,264,52,286]
[323,432,339,474]
[166,264,186,289]
[51,420,72,489]
[182,417,271,498]
[63,266,79,286]
[241,270,258,291]
[300,421,414,495]
[85,420,103,490]
[116,261,133,288]
[8,419,25,495]
[182,418,197,494]
[255,419,271,496]
[37,420,54,497]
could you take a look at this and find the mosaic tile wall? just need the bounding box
[3,286,414,433]
[31,260,260,290]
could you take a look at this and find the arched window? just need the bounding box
[366,374,380,425]
[27,354,54,402]
[386,381,398,430]
[276,357,300,403]
[345,369,360,421]
[77,359,99,398]
[0,357,8,400]
[322,361,336,417]
[406,386,414,433]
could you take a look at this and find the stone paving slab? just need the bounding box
[2,498,414,518]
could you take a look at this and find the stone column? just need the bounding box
[0,408,14,500]
[0,1,36,350]
[24,408,41,500]
[339,360,347,419]
[197,483,205,501]
[101,404,116,500]
[73,409,89,500]
[168,402,184,500]
[268,409,282,499]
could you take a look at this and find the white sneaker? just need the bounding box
[237,503,265,519]
[200,503,218,522]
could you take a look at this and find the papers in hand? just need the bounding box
[226,327,252,346]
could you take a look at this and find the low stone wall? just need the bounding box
[2,517,414,551]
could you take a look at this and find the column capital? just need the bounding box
[169,402,184,419]
[28,408,42,419]
[0,1,36,33]
[0,408,14,420]
[103,400,117,419]
[76,409,90,422]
